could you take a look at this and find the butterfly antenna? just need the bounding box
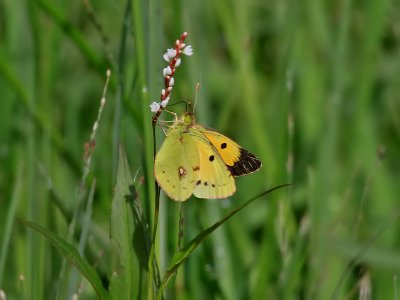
[192,82,201,113]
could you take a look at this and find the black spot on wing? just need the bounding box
[227,148,262,176]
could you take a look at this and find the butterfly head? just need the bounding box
[180,112,196,126]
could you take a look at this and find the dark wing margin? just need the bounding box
[227,148,262,176]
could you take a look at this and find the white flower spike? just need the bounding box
[167,48,177,58]
[150,32,192,115]
[163,66,172,77]
[163,53,170,62]
[161,97,170,108]
[163,48,177,62]
[182,45,193,56]
[150,102,161,112]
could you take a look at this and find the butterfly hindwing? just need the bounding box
[198,127,262,176]
[188,128,236,199]
[154,127,200,201]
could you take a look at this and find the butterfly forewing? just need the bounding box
[199,128,262,176]
[188,128,236,199]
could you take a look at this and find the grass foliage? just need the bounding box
[1,0,400,299]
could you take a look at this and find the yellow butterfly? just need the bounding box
[154,113,262,201]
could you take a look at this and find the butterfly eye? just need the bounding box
[221,143,227,149]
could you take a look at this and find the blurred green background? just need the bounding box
[1,0,400,299]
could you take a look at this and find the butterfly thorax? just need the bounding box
[182,112,196,125]
[167,113,196,133]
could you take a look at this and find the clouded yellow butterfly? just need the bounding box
[154,113,262,201]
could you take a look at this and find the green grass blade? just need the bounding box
[34,0,108,73]
[19,219,109,300]
[66,179,97,297]
[0,162,23,285]
[0,55,81,175]
[157,184,291,298]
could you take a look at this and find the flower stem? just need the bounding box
[148,123,161,299]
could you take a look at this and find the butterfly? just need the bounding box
[154,113,262,201]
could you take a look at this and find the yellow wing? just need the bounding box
[195,126,262,176]
[154,128,200,201]
[188,128,236,199]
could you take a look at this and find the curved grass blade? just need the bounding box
[156,184,292,298]
[19,219,109,300]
